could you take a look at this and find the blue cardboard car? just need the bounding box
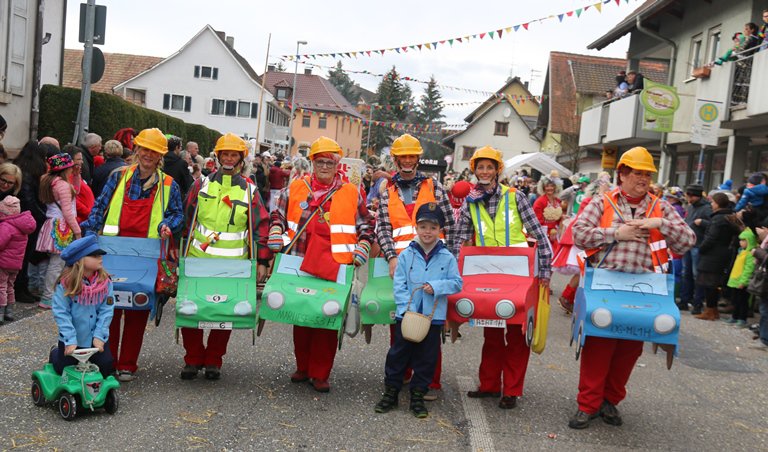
[99,236,160,317]
[571,267,680,368]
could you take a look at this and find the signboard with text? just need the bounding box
[640,80,680,132]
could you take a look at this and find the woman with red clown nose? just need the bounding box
[568,146,694,429]
[268,136,375,393]
[449,146,553,410]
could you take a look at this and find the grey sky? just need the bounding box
[64,0,641,123]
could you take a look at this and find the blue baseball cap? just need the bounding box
[61,235,107,266]
[415,202,445,228]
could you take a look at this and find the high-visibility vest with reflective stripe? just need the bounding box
[102,165,172,238]
[469,185,527,247]
[189,174,253,259]
[285,177,359,264]
[586,188,669,274]
[387,178,437,254]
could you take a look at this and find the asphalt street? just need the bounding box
[1,273,767,451]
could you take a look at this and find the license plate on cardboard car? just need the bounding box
[468,319,505,328]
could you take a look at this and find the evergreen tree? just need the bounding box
[365,66,413,153]
[415,76,446,159]
[274,61,286,72]
[327,61,358,104]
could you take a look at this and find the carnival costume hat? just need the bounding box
[47,153,75,173]
[61,235,107,267]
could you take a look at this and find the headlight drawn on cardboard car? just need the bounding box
[133,292,149,307]
[322,300,341,317]
[495,299,515,319]
[591,307,612,328]
[177,299,198,316]
[365,300,379,314]
[455,298,474,318]
[233,301,252,316]
[266,292,285,310]
[653,314,676,334]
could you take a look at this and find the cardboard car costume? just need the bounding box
[446,246,542,345]
[359,258,396,326]
[260,253,354,333]
[99,236,160,315]
[571,267,680,367]
[175,257,258,330]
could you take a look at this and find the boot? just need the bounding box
[3,305,14,322]
[409,389,428,418]
[694,307,719,320]
[374,385,399,413]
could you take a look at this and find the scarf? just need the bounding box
[392,172,426,188]
[309,174,341,207]
[76,273,110,306]
[621,190,645,205]
[467,182,497,203]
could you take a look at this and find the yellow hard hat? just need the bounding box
[133,128,168,155]
[469,146,504,174]
[308,136,342,160]
[390,134,423,156]
[617,146,657,173]
[214,133,249,157]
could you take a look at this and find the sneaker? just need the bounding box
[117,371,136,382]
[749,342,768,351]
[558,297,574,314]
[180,364,202,380]
[467,390,501,398]
[734,320,748,328]
[204,366,221,380]
[374,385,399,413]
[423,391,439,402]
[676,301,689,311]
[722,318,737,324]
[290,371,309,383]
[38,299,52,310]
[498,396,517,409]
[599,400,623,426]
[409,389,428,418]
[568,410,598,429]
[311,379,330,393]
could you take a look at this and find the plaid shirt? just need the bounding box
[80,166,184,236]
[270,178,375,257]
[450,185,553,280]
[572,191,696,273]
[376,174,455,261]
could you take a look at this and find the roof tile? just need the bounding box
[62,49,163,93]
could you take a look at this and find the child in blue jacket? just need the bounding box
[49,235,115,378]
[375,202,462,418]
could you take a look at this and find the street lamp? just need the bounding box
[287,40,308,155]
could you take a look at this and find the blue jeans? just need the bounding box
[759,297,768,346]
[681,247,704,308]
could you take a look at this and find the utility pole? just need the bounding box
[253,33,271,148]
[286,40,307,155]
[72,0,96,146]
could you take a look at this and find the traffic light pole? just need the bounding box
[72,0,96,146]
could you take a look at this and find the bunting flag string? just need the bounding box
[290,107,469,132]
[281,0,636,60]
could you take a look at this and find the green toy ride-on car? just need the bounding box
[31,348,120,420]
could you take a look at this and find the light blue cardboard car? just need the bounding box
[99,236,160,317]
[571,267,680,368]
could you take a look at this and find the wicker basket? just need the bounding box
[401,286,437,343]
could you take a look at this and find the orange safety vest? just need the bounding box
[585,188,669,274]
[387,178,437,254]
[285,177,359,264]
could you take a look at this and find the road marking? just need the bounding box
[457,376,495,452]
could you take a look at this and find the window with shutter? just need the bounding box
[163,94,170,110]
[184,96,192,112]
[225,100,237,116]
[194,65,200,78]
[211,99,224,115]
[8,0,30,95]
[212,68,219,80]
[238,101,250,118]
[250,103,258,119]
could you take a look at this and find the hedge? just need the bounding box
[39,85,221,156]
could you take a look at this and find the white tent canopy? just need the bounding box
[504,152,572,178]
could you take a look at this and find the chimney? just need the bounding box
[225,36,235,48]
[215,31,225,41]
[524,81,529,89]
[267,64,275,72]
[304,68,312,75]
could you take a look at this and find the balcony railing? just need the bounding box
[578,94,661,148]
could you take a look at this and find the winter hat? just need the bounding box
[685,184,704,197]
[448,180,472,208]
[0,195,20,217]
[718,179,733,190]
[747,172,766,186]
[47,153,74,173]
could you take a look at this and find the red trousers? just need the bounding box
[577,336,644,414]
[477,325,530,396]
[293,326,337,381]
[561,284,577,303]
[390,324,442,389]
[181,328,232,368]
[109,309,149,373]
